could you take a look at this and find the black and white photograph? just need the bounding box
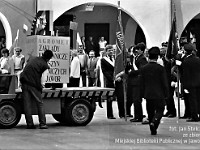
[0,0,199,150]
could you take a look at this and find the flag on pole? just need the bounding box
[76,32,83,50]
[9,29,19,56]
[114,1,128,121]
[165,10,178,60]
[77,32,82,46]
[114,2,126,78]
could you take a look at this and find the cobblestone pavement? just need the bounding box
[0,99,199,150]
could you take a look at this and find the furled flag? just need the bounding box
[9,29,19,56]
[165,11,178,60]
[76,32,83,49]
[114,2,126,78]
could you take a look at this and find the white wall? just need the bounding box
[37,0,170,48]
[38,0,200,48]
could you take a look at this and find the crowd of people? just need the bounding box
[68,38,200,135]
[0,34,199,135]
[124,41,200,135]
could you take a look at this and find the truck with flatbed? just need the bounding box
[0,74,114,128]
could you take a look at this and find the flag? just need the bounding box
[114,4,126,78]
[166,12,178,60]
[114,1,128,121]
[76,32,82,49]
[9,29,19,56]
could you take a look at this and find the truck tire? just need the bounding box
[64,99,94,126]
[0,101,21,128]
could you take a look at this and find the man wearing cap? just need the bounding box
[178,43,200,122]
[140,46,169,135]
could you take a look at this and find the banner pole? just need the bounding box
[118,0,127,122]
[123,75,127,121]
[177,67,180,119]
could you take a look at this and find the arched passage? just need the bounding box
[0,12,12,49]
[180,13,200,57]
[53,3,146,52]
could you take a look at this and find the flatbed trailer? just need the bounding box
[0,75,115,128]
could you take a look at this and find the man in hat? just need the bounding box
[140,46,169,135]
[178,43,200,122]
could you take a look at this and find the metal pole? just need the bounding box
[35,0,38,14]
[118,0,127,121]
[177,67,181,119]
[123,76,127,121]
[172,1,181,119]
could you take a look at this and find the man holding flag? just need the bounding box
[114,1,127,119]
[164,5,179,118]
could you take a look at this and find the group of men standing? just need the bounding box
[18,35,200,136]
[100,42,170,135]
[125,42,200,135]
[177,43,200,122]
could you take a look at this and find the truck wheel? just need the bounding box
[0,101,21,128]
[65,99,94,126]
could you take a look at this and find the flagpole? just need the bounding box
[171,1,180,119]
[173,3,180,119]
[117,1,127,122]
[177,67,181,119]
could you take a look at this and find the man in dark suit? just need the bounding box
[140,47,169,135]
[129,42,148,122]
[162,58,177,118]
[87,50,98,86]
[85,36,95,55]
[101,45,116,119]
[125,46,135,117]
[179,43,200,122]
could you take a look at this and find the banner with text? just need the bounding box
[26,35,70,83]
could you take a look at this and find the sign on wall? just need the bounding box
[26,35,70,83]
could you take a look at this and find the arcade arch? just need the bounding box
[53,3,146,51]
[180,13,200,57]
[0,12,12,49]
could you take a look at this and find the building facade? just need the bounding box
[0,0,200,56]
